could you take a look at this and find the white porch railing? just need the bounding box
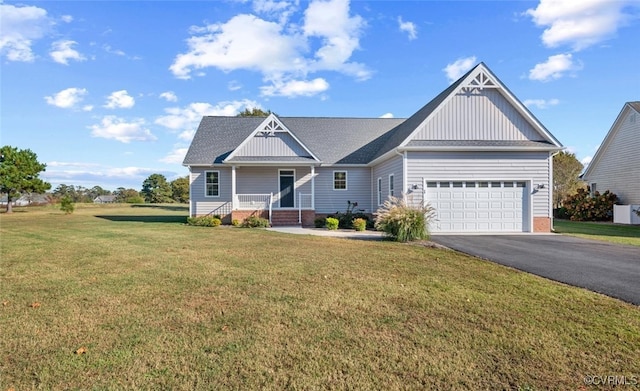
[234,193,274,224]
[235,194,271,210]
[298,193,313,223]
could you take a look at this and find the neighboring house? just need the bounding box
[94,195,116,204]
[582,102,640,205]
[183,63,563,233]
[0,193,49,206]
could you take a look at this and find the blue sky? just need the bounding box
[1,0,639,191]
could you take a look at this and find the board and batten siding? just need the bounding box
[235,133,310,157]
[584,108,640,204]
[411,89,542,141]
[235,166,312,207]
[406,151,551,217]
[190,166,232,217]
[314,167,372,213]
[371,155,403,208]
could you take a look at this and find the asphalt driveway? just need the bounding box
[430,234,640,305]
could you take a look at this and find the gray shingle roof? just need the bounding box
[183,117,405,165]
[183,62,562,167]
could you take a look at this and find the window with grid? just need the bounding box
[205,171,219,197]
[333,171,347,190]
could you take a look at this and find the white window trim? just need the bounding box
[389,174,395,197]
[377,177,383,206]
[333,170,348,191]
[204,170,220,198]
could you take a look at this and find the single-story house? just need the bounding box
[582,101,640,224]
[0,193,50,206]
[183,62,563,233]
[94,195,116,204]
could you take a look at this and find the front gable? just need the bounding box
[224,114,320,163]
[401,63,562,147]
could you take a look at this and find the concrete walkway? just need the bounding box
[267,226,385,240]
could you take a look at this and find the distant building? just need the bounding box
[94,195,116,204]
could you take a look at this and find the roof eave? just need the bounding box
[398,145,564,152]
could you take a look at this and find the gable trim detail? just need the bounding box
[397,63,563,150]
[223,114,321,163]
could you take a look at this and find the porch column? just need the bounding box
[311,165,315,210]
[231,165,237,210]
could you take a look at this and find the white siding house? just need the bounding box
[183,63,563,232]
[582,102,640,205]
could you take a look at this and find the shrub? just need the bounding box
[374,196,436,242]
[231,219,241,227]
[327,200,372,229]
[352,218,367,231]
[242,215,270,228]
[314,217,326,228]
[187,216,221,227]
[325,217,339,230]
[553,207,570,220]
[60,196,74,214]
[562,188,618,221]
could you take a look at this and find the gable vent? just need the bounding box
[262,120,284,132]
[468,71,497,89]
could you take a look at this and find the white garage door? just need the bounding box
[424,181,528,233]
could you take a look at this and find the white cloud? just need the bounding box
[528,53,582,81]
[170,0,369,92]
[82,105,94,112]
[523,98,560,109]
[160,147,189,164]
[156,100,261,132]
[303,0,369,79]
[89,116,156,143]
[103,44,126,56]
[398,16,417,40]
[379,113,394,118]
[50,40,86,65]
[581,155,592,165]
[159,91,178,102]
[525,0,637,51]
[260,77,329,97]
[104,90,135,109]
[178,130,196,141]
[0,3,51,62]
[61,15,73,23]
[44,87,88,109]
[228,80,242,91]
[170,14,304,79]
[443,56,477,83]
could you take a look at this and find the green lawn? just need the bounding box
[555,219,640,246]
[2,205,639,390]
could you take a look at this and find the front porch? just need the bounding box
[227,162,316,226]
[231,192,315,226]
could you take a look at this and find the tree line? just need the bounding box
[1,145,190,213]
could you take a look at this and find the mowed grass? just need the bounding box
[555,219,640,246]
[1,205,639,390]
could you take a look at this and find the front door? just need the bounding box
[279,170,295,208]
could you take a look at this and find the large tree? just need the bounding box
[141,174,173,203]
[237,108,273,117]
[553,151,585,208]
[171,176,189,203]
[0,146,51,213]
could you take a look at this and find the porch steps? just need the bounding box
[270,210,301,226]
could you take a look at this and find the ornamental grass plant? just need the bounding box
[375,196,436,242]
